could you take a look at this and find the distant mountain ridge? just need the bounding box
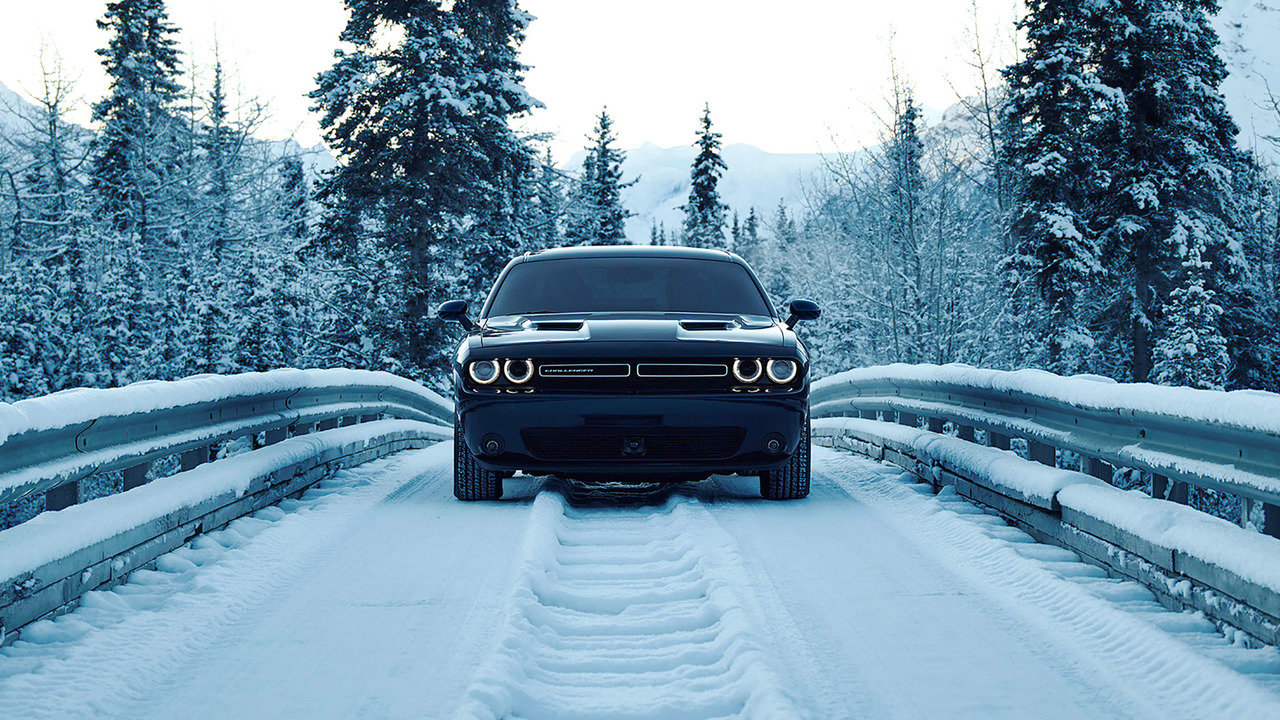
[565,142,832,244]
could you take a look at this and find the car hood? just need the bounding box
[477,313,789,351]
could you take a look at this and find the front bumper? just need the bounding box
[458,392,807,476]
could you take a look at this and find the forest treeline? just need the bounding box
[1,0,1277,408]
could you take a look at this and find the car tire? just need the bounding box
[454,425,502,501]
[760,413,810,500]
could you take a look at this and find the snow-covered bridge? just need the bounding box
[2,367,1280,719]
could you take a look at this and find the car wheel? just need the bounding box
[454,424,502,501]
[760,413,810,500]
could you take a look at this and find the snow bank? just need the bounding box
[813,363,1280,437]
[0,369,450,447]
[815,416,1105,508]
[1059,483,1280,593]
[0,420,449,584]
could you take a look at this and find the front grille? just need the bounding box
[521,427,746,461]
[635,363,728,378]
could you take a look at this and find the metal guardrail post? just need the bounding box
[180,447,207,472]
[927,417,944,433]
[1264,504,1280,538]
[988,432,1011,450]
[957,425,975,442]
[898,412,918,428]
[123,462,151,491]
[1084,457,1112,482]
[360,415,380,423]
[264,428,288,446]
[293,423,315,436]
[45,481,78,511]
[1029,441,1055,467]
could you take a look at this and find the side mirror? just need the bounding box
[785,299,821,329]
[437,300,477,331]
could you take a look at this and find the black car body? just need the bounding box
[439,245,820,500]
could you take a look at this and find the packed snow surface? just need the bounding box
[0,420,449,584]
[3,443,1279,719]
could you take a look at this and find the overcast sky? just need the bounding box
[0,0,1020,158]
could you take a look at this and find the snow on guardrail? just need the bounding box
[0,368,450,445]
[810,363,1280,529]
[813,363,1280,436]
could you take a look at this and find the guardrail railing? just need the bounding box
[0,369,454,516]
[811,364,1280,538]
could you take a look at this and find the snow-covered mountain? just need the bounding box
[1217,0,1280,160]
[570,142,831,244]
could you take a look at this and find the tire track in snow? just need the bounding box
[818,448,1280,720]
[456,487,799,720]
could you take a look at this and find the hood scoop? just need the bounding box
[679,320,737,331]
[530,320,585,331]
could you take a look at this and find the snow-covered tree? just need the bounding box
[681,104,728,249]
[1001,0,1107,374]
[1153,234,1229,388]
[311,0,540,379]
[736,208,762,263]
[565,108,632,246]
[1091,0,1251,385]
[91,0,183,249]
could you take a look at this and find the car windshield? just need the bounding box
[485,257,774,317]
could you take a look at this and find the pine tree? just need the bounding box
[1001,0,1106,374]
[203,57,236,260]
[565,108,633,245]
[1153,237,1229,389]
[681,104,728,249]
[276,156,309,239]
[529,148,563,249]
[887,91,926,362]
[311,0,539,379]
[91,0,183,250]
[1092,0,1249,385]
[737,207,762,263]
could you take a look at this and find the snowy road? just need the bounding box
[3,442,1280,719]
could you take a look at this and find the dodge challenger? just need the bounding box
[437,245,820,501]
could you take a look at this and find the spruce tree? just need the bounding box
[1092,0,1249,385]
[737,207,762,263]
[565,108,632,245]
[312,0,539,379]
[276,156,309,240]
[91,0,183,249]
[887,92,926,362]
[529,148,563,249]
[1001,0,1106,374]
[681,104,728,249]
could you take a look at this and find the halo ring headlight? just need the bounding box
[733,358,763,383]
[766,358,798,384]
[468,359,500,385]
[504,358,534,384]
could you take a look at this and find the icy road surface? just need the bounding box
[3,443,1280,719]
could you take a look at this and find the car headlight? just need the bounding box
[733,358,763,383]
[766,359,798,384]
[468,359,500,384]
[504,358,534,384]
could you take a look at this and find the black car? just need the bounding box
[438,245,821,501]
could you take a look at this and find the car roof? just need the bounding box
[519,245,740,263]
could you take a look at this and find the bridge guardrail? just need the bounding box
[0,369,454,512]
[810,364,1280,537]
[0,370,454,644]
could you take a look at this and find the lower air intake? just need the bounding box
[521,427,746,461]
